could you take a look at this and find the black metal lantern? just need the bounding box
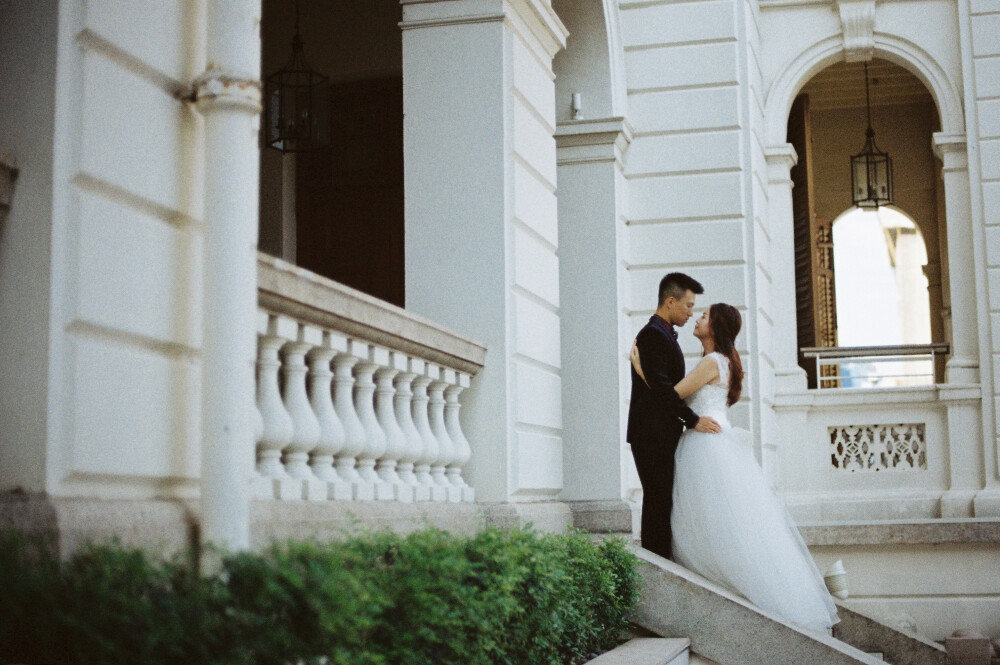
[851,62,893,209]
[264,0,329,152]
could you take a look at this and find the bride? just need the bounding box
[631,303,839,632]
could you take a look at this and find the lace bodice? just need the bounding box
[685,351,730,425]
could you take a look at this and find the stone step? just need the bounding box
[586,637,691,665]
[632,547,886,665]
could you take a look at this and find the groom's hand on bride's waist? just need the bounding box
[693,417,722,434]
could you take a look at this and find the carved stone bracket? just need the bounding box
[838,0,876,63]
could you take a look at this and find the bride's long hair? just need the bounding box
[709,303,743,406]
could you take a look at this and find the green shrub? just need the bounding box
[0,527,639,665]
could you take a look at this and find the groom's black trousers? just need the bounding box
[630,440,678,561]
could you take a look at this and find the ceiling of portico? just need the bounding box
[799,58,934,111]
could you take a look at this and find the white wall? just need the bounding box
[0,0,59,492]
[968,0,1000,513]
[37,0,205,498]
[618,0,758,439]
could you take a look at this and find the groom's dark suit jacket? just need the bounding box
[627,314,700,560]
[627,315,699,445]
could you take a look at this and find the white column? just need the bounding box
[933,134,980,384]
[332,343,372,500]
[194,0,262,551]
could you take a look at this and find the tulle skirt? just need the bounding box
[671,425,839,632]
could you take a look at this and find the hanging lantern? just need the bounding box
[850,62,893,209]
[264,0,329,152]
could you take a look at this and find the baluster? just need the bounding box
[354,345,391,500]
[255,315,294,485]
[445,373,474,502]
[281,325,322,501]
[374,352,411,501]
[307,331,351,500]
[394,357,427,501]
[411,371,441,500]
[333,341,371,500]
[427,368,456,500]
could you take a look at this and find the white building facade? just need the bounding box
[1,0,998,640]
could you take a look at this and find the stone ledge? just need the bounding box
[0,492,586,557]
[258,253,486,375]
[585,637,690,665]
[799,519,1000,546]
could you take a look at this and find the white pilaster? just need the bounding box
[401,0,567,502]
[933,133,980,385]
[555,117,632,502]
[765,144,808,395]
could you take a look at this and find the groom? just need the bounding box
[627,272,720,560]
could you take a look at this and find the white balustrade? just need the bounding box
[427,369,458,501]
[353,346,391,499]
[255,314,294,478]
[394,358,425,499]
[253,302,479,504]
[411,373,441,499]
[374,353,412,501]
[306,332,351,500]
[333,345,369,498]
[280,325,322,484]
[445,375,474,502]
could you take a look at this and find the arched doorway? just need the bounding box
[785,58,947,388]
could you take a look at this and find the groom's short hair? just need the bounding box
[658,272,704,306]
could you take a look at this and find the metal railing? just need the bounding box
[800,343,949,389]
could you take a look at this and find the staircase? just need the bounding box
[631,547,947,665]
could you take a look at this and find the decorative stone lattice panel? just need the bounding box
[829,424,927,471]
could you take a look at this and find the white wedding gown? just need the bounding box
[671,352,839,632]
